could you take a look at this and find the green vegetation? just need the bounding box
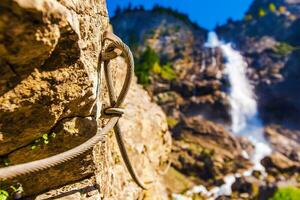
[135,46,159,84]
[135,46,176,85]
[245,2,286,20]
[31,132,56,150]
[152,63,176,81]
[269,3,277,12]
[269,187,300,200]
[0,184,23,200]
[274,42,299,56]
[167,117,178,128]
[113,3,199,29]
[113,3,145,16]
[0,190,8,200]
[152,5,199,29]
[10,185,23,195]
[258,7,267,17]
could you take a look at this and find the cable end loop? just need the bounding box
[104,107,124,117]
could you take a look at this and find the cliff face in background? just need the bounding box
[111,0,300,198]
[0,0,171,199]
[216,0,300,126]
[1,0,300,199]
[111,9,230,123]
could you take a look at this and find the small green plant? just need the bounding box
[0,190,9,200]
[151,62,176,81]
[10,185,23,194]
[269,3,277,12]
[167,117,178,128]
[258,7,266,17]
[160,63,176,80]
[269,186,300,200]
[31,138,42,150]
[274,42,299,56]
[31,132,56,150]
[42,133,49,144]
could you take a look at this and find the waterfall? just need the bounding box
[174,32,272,200]
[205,32,272,171]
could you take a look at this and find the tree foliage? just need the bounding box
[274,42,295,56]
[269,3,277,12]
[0,190,9,200]
[258,7,266,17]
[135,46,176,85]
[113,3,145,17]
[269,187,300,200]
[135,46,158,84]
[152,4,199,29]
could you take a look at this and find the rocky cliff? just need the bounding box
[216,0,300,126]
[111,1,300,199]
[0,0,171,199]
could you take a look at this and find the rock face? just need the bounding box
[216,0,300,126]
[0,0,171,199]
[262,125,300,176]
[170,116,251,189]
[111,10,230,122]
[265,125,300,163]
[110,1,300,198]
[92,61,172,200]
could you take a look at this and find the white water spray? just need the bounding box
[205,32,272,171]
[177,32,272,199]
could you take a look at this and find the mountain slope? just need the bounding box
[111,2,300,198]
[216,0,300,126]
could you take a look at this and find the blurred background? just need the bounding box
[107,0,253,30]
[107,0,300,199]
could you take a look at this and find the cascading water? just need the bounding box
[205,32,272,172]
[173,32,272,200]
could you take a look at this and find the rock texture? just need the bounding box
[111,8,230,125]
[92,59,171,200]
[169,117,251,189]
[111,1,300,198]
[0,0,171,199]
[216,0,300,126]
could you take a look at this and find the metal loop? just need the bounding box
[103,31,134,108]
[0,31,150,191]
[102,31,150,190]
[102,48,122,61]
[104,107,124,117]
